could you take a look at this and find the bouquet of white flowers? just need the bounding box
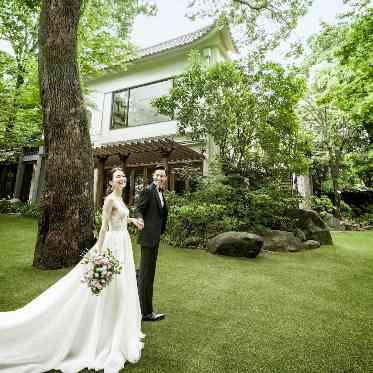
[81,249,122,295]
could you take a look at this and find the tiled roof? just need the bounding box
[131,22,219,61]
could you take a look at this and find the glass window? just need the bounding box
[127,79,172,127]
[111,90,129,129]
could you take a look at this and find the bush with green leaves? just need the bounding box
[165,200,227,248]
[164,175,301,249]
[340,200,353,219]
[21,202,40,218]
[153,55,308,185]
[311,195,335,214]
[0,200,40,218]
[0,200,16,214]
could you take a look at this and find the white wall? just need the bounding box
[86,41,231,147]
[87,54,189,146]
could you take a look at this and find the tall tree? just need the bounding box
[0,54,42,149]
[0,0,40,145]
[34,0,154,269]
[78,0,156,78]
[335,8,373,143]
[188,0,313,61]
[298,63,369,216]
[0,0,155,149]
[304,8,373,143]
[154,53,307,186]
[0,0,155,268]
[34,0,94,269]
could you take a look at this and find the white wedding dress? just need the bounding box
[0,202,144,373]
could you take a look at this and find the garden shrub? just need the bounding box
[340,200,353,219]
[0,200,12,213]
[165,201,226,248]
[164,176,301,249]
[311,195,335,214]
[21,202,40,218]
[0,199,39,217]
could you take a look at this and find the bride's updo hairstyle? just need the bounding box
[106,166,125,195]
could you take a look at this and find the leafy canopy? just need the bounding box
[0,0,156,149]
[154,52,307,184]
[188,0,313,61]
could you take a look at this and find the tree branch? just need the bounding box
[232,0,269,11]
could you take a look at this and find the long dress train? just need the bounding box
[0,202,144,373]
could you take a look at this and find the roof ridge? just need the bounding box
[136,21,216,55]
[130,20,219,61]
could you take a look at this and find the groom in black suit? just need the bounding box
[135,165,168,321]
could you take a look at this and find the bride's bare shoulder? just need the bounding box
[103,195,115,208]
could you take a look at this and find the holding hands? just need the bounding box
[129,218,144,230]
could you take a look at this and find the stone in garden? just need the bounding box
[303,240,321,250]
[207,232,263,258]
[320,212,345,231]
[262,230,304,252]
[294,228,306,241]
[343,222,353,231]
[284,208,333,245]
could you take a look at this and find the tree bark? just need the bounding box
[34,0,94,269]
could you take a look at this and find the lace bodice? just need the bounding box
[108,200,129,231]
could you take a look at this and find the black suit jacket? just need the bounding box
[135,183,168,248]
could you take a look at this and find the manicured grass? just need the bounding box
[1,214,372,373]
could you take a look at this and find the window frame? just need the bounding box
[110,76,177,130]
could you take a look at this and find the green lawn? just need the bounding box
[1,214,372,373]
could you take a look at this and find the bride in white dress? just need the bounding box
[0,167,145,373]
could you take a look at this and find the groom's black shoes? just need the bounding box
[142,312,165,321]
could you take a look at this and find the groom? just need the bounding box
[135,164,168,321]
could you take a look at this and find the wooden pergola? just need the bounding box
[94,137,204,207]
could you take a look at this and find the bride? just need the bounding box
[0,167,145,373]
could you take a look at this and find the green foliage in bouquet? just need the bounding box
[81,249,122,295]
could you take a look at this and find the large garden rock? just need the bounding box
[294,228,306,241]
[320,212,345,231]
[207,232,263,258]
[262,230,304,252]
[285,208,333,245]
[303,240,321,250]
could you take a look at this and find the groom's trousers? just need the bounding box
[138,244,159,316]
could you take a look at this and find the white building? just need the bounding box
[6,22,237,206]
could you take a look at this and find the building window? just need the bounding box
[111,90,129,129]
[110,78,173,129]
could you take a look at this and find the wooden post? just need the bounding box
[95,156,107,208]
[0,166,8,197]
[14,154,25,200]
[129,169,136,206]
[160,146,173,191]
[185,177,191,193]
[169,169,175,191]
[143,167,148,187]
[29,146,45,203]
[119,152,130,174]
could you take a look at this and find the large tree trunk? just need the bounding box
[34,0,94,269]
